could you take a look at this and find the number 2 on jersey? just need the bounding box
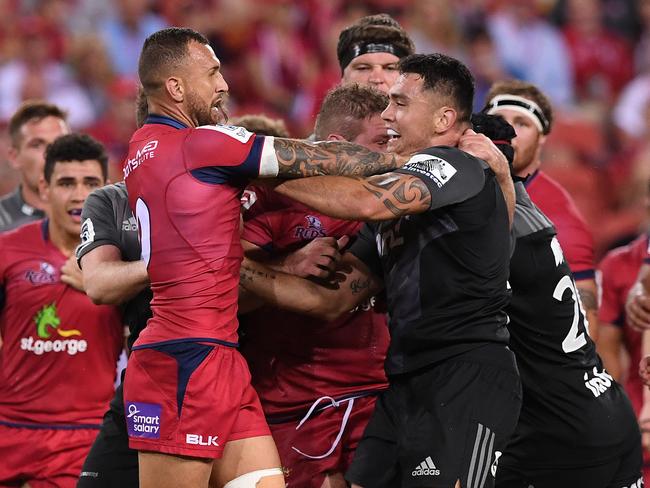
[553,274,590,353]
[135,198,151,267]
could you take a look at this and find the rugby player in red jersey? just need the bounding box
[484,80,600,340]
[0,134,123,487]
[123,27,405,488]
[240,84,391,488]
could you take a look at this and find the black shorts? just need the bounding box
[495,433,643,488]
[77,379,139,488]
[346,344,522,488]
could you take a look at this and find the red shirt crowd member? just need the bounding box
[0,134,122,488]
[485,80,599,339]
[122,27,402,488]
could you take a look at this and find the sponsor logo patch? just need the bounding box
[412,456,440,477]
[198,124,253,143]
[126,402,161,439]
[405,154,457,188]
[20,303,86,356]
[77,218,96,253]
[186,433,219,446]
[294,215,327,239]
[25,261,58,285]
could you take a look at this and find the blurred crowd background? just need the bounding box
[0,0,648,258]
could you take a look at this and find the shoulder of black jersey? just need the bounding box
[415,146,486,167]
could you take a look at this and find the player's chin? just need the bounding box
[387,137,403,155]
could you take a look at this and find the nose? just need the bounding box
[216,73,229,94]
[381,102,394,122]
[368,67,387,88]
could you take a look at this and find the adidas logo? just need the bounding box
[411,456,440,476]
[122,216,138,232]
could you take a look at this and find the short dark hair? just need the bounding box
[231,114,290,138]
[44,133,108,182]
[315,84,389,141]
[8,100,67,147]
[399,53,475,124]
[337,14,415,72]
[484,80,554,134]
[138,27,209,95]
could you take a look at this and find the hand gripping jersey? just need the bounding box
[76,182,152,350]
[503,182,637,468]
[240,185,389,418]
[349,146,511,376]
[122,116,277,347]
[0,221,123,426]
[598,233,650,414]
[525,170,595,281]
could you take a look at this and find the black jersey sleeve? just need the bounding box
[76,184,124,267]
[395,146,486,211]
[348,222,383,279]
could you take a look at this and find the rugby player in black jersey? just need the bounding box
[239,53,521,488]
[472,113,642,488]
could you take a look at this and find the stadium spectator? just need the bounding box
[240,85,391,488]
[487,1,574,107]
[0,133,123,488]
[485,80,600,340]
[0,101,69,232]
[0,18,95,128]
[122,26,404,488]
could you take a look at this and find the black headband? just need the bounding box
[339,42,410,71]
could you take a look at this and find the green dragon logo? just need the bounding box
[34,304,81,339]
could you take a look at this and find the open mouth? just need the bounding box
[387,128,401,141]
[68,209,82,219]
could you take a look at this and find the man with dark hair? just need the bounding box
[238,53,520,488]
[0,133,123,488]
[0,100,69,232]
[123,26,406,488]
[240,84,391,488]
[337,13,415,94]
[484,80,599,341]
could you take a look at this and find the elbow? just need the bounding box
[83,281,117,305]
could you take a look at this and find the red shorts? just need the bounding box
[270,394,378,488]
[123,340,269,459]
[0,423,97,488]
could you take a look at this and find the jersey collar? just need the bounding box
[523,169,540,188]
[144,114,188,130]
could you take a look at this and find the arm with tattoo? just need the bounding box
[273,139,406,178]
[240,253,383,321]
[577,279,599,342]
[272,172,431,221]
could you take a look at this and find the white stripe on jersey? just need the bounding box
[259,136,279,177]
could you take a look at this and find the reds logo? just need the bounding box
[294,215,327,239]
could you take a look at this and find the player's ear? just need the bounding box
[326,134,347,142]
[433,106,457,134]
[165,76,184,103]
[7,145,19,170]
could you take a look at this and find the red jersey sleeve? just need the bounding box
[554,210,595,281]
[183,126,278,181]
[242,186,275,251]
[597,252,624,327]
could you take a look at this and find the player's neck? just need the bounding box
[48,221,78,257]
[515,158,541,179]
[20,183,47,211]
[147,101,194,128]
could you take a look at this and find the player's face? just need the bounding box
[382,73,439,157]
[40,160,104,239]
[8,116,69,194]
[491,107,544,177]
[351,114,389,152]
[342,52,400,94]
[184,42,229,126]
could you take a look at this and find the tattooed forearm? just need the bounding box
[274,139,400,178]
[240,264,277,285]
[361,173,432,218]
[578,287,597,312]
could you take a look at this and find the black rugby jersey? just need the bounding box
[0,187,45,232]
[503,182,637,467]
[350,146,511,376]
[76,182,152,350]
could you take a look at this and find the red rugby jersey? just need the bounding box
[526,170,595,281]
[0,221,123,426]
[241,185,389,418]
[598,233,649,414]
[123,116,278,346]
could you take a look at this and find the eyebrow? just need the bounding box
[390,93,408,102]
[56,176,102,184]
